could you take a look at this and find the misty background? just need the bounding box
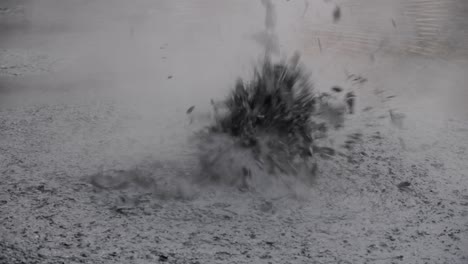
[1,0,468,178]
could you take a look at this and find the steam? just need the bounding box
[252,0,280,56]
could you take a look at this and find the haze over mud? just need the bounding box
[1,0,468,263]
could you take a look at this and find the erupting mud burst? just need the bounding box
[187,0,356,193]
[192,53,354,192]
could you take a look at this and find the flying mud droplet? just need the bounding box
[186,106,195,114]
[333,6,341,23]
[331,86,343,93]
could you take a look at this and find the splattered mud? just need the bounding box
[1,0,468,264]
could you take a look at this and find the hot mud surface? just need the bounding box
[1,84,467,264]
[1,1,468,264]
[0,99,468,263]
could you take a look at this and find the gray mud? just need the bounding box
[1,0,468,263]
